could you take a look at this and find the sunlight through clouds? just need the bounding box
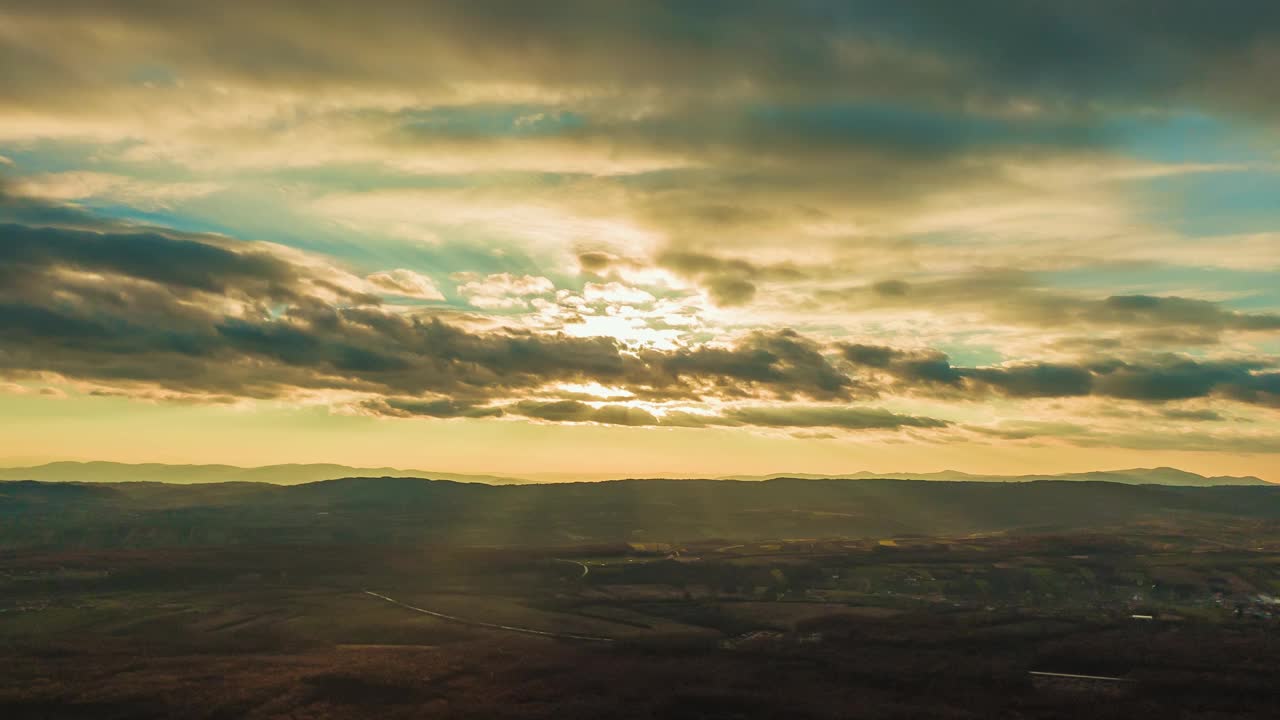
[1,0,1278,478]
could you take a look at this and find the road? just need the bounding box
[553,558,590,578]
[362,590,614,643]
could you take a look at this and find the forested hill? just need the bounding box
[3,477,1280,549]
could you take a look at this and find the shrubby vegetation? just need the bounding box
[4,477,1280,717]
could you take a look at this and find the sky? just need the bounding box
[0,1,1278,480]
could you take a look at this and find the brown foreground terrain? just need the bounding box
[4,523,1280,719]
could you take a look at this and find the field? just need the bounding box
[4,522,1280,718]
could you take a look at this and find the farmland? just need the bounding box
[4,514,1280,718]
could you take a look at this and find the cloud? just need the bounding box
[358,397,504,419]
[9,172,222,210]
[455,272,555,309]
[504,399,947,432]
[5,2,1279,121]
[509,399,658,426]
[3,205,1274,420]
[1,1,1279,465]
[0,214,869,407]
[653,251,817,307]
[365,269,445,300]
[582,282,654,305]
[1093,358,1280,405]
[645,329,859,402]
[576,251,612,273]
[1159,408,1226,422]
[968,419,1280,454]
[841,343,1280,407]
[704,276,756,306]
[4,4,1271,320]
[816,270,1280,339]
[5,2,1256,270]
[713,405,949,431]
[1090,295,1280,333]
[0,381,63,397]
[0,221,370,306]
[963,364,1094,397]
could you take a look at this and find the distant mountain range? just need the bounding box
[0,461,1268,487]
[720,467,1271,487]
[0,461,529,486]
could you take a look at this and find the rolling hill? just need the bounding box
[3,476,1279,549]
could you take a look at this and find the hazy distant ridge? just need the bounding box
[0,462,1267,487]
[720,467,1269,486]
[0,461,528,486]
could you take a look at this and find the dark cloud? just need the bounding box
[656,251,808,308]
[705,276,756,307]
[1,224,290,297]
[359,397,504,419]
[5,1,1279,117]
[964,364,1094,398]
[1091,296,1280,333]
[841,343,1280,407]
[0,218,862,407]
[818,271,1280,337]
[657,251,808,281]
[0,212,956,431]
[715,405,949,431]
[505,400,948,432]
[3,201,1276,437]
[1160,408,1226,422]
[1094,358,1280,405]
[0,221,379,312]
[2,3,1277,463]
[871,279,911,297]
[509,400,658,427]
[646,329,858,401]
[839,344,962,386]
[5,4,1279,275]
[5,213,1273,414]
[576,251,612,273]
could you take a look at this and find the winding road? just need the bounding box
[553,558,590,578]
[362,590,614,643]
